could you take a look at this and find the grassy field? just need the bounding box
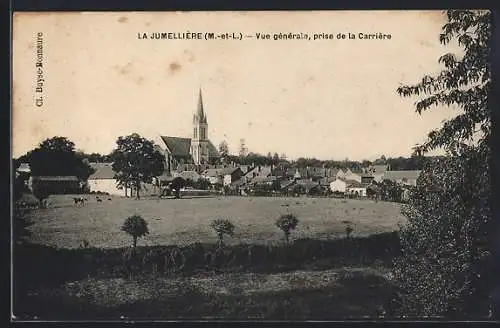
[16,266,396,320]
[15,194,406,320]
[23,194,406,249]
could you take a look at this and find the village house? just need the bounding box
[297,179,322,195]
[329,178,366,195]
[239,165,272,185]
[16,163,32,189]
[383,170,421,186]
[221,167,244,186]
[344,169,362,183]
[202,168,223,185]
[88,163,123,195]
[172,170,201,182]
[329,178,348,193]
[360,173,375,184]
[31,176,82,194]
[88,163,160,196]
[345,181,370,197]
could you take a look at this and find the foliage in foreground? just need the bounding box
[14,268,397,320]
[395,10,493,318]
[14,232,400,289]
[393,150,491,318]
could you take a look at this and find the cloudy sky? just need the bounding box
[13,11,461,160]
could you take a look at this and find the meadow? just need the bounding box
[15,194,407,320]
[24,194,406,249]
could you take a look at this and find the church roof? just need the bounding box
[207,140,220,158]
[88,163,115,180]
[160,136,192,157]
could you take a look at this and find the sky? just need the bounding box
[12,11,462,161]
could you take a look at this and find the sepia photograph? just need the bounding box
[11,10,495,320]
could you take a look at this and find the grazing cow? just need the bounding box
[96,197,103,202]
[73,197,86,205]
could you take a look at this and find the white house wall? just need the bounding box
[223,174,232,186]
[330,180,347,193]
[88,179,124,196]
[346,187,367,197]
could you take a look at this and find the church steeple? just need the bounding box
[191,87,209,165]
[194,88,207,124]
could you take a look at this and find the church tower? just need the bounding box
[191,88,210,165]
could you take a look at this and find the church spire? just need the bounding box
[196,88,207,124]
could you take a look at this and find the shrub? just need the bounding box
[32,187,50,208]
[276,214,299,245]
[121,215,149,248]
[345,225,354,238]
[393,152,492,318]
[210,219,235,246]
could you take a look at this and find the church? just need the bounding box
[155,89,220,175]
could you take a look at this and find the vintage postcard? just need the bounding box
[12,10,495,321]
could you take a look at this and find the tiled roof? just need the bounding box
[207,141,220,158]
[174,170,201,181]
[342,179,360,185]
[346,181,370,188]
[160,136,192,157]
[252,175,278,184]
[32,176,79,181]
[329,168,340,176]
[88,163,115,180]
[203,168,220,177]
[319,177,336,185]
[280,179,296,190]
[383,170,421,181]
[297,180,321,189]
[368,165,388,174]
[219,167,241,175]
[239,165,251,173]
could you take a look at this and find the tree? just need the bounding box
[210,219,235,246]
[22,136,95,181]
[393,10,493,318]
[379,179,403,203]
[362,160,372,169]
[121,215,149,248]
[218,141,229,158]
[275,214,299,245]
[111,134,165,199]
[272,152,280,165]
[193,178,211,190]
[32,185,50,208]
[170,177,186,199]
[373,155,387,165]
